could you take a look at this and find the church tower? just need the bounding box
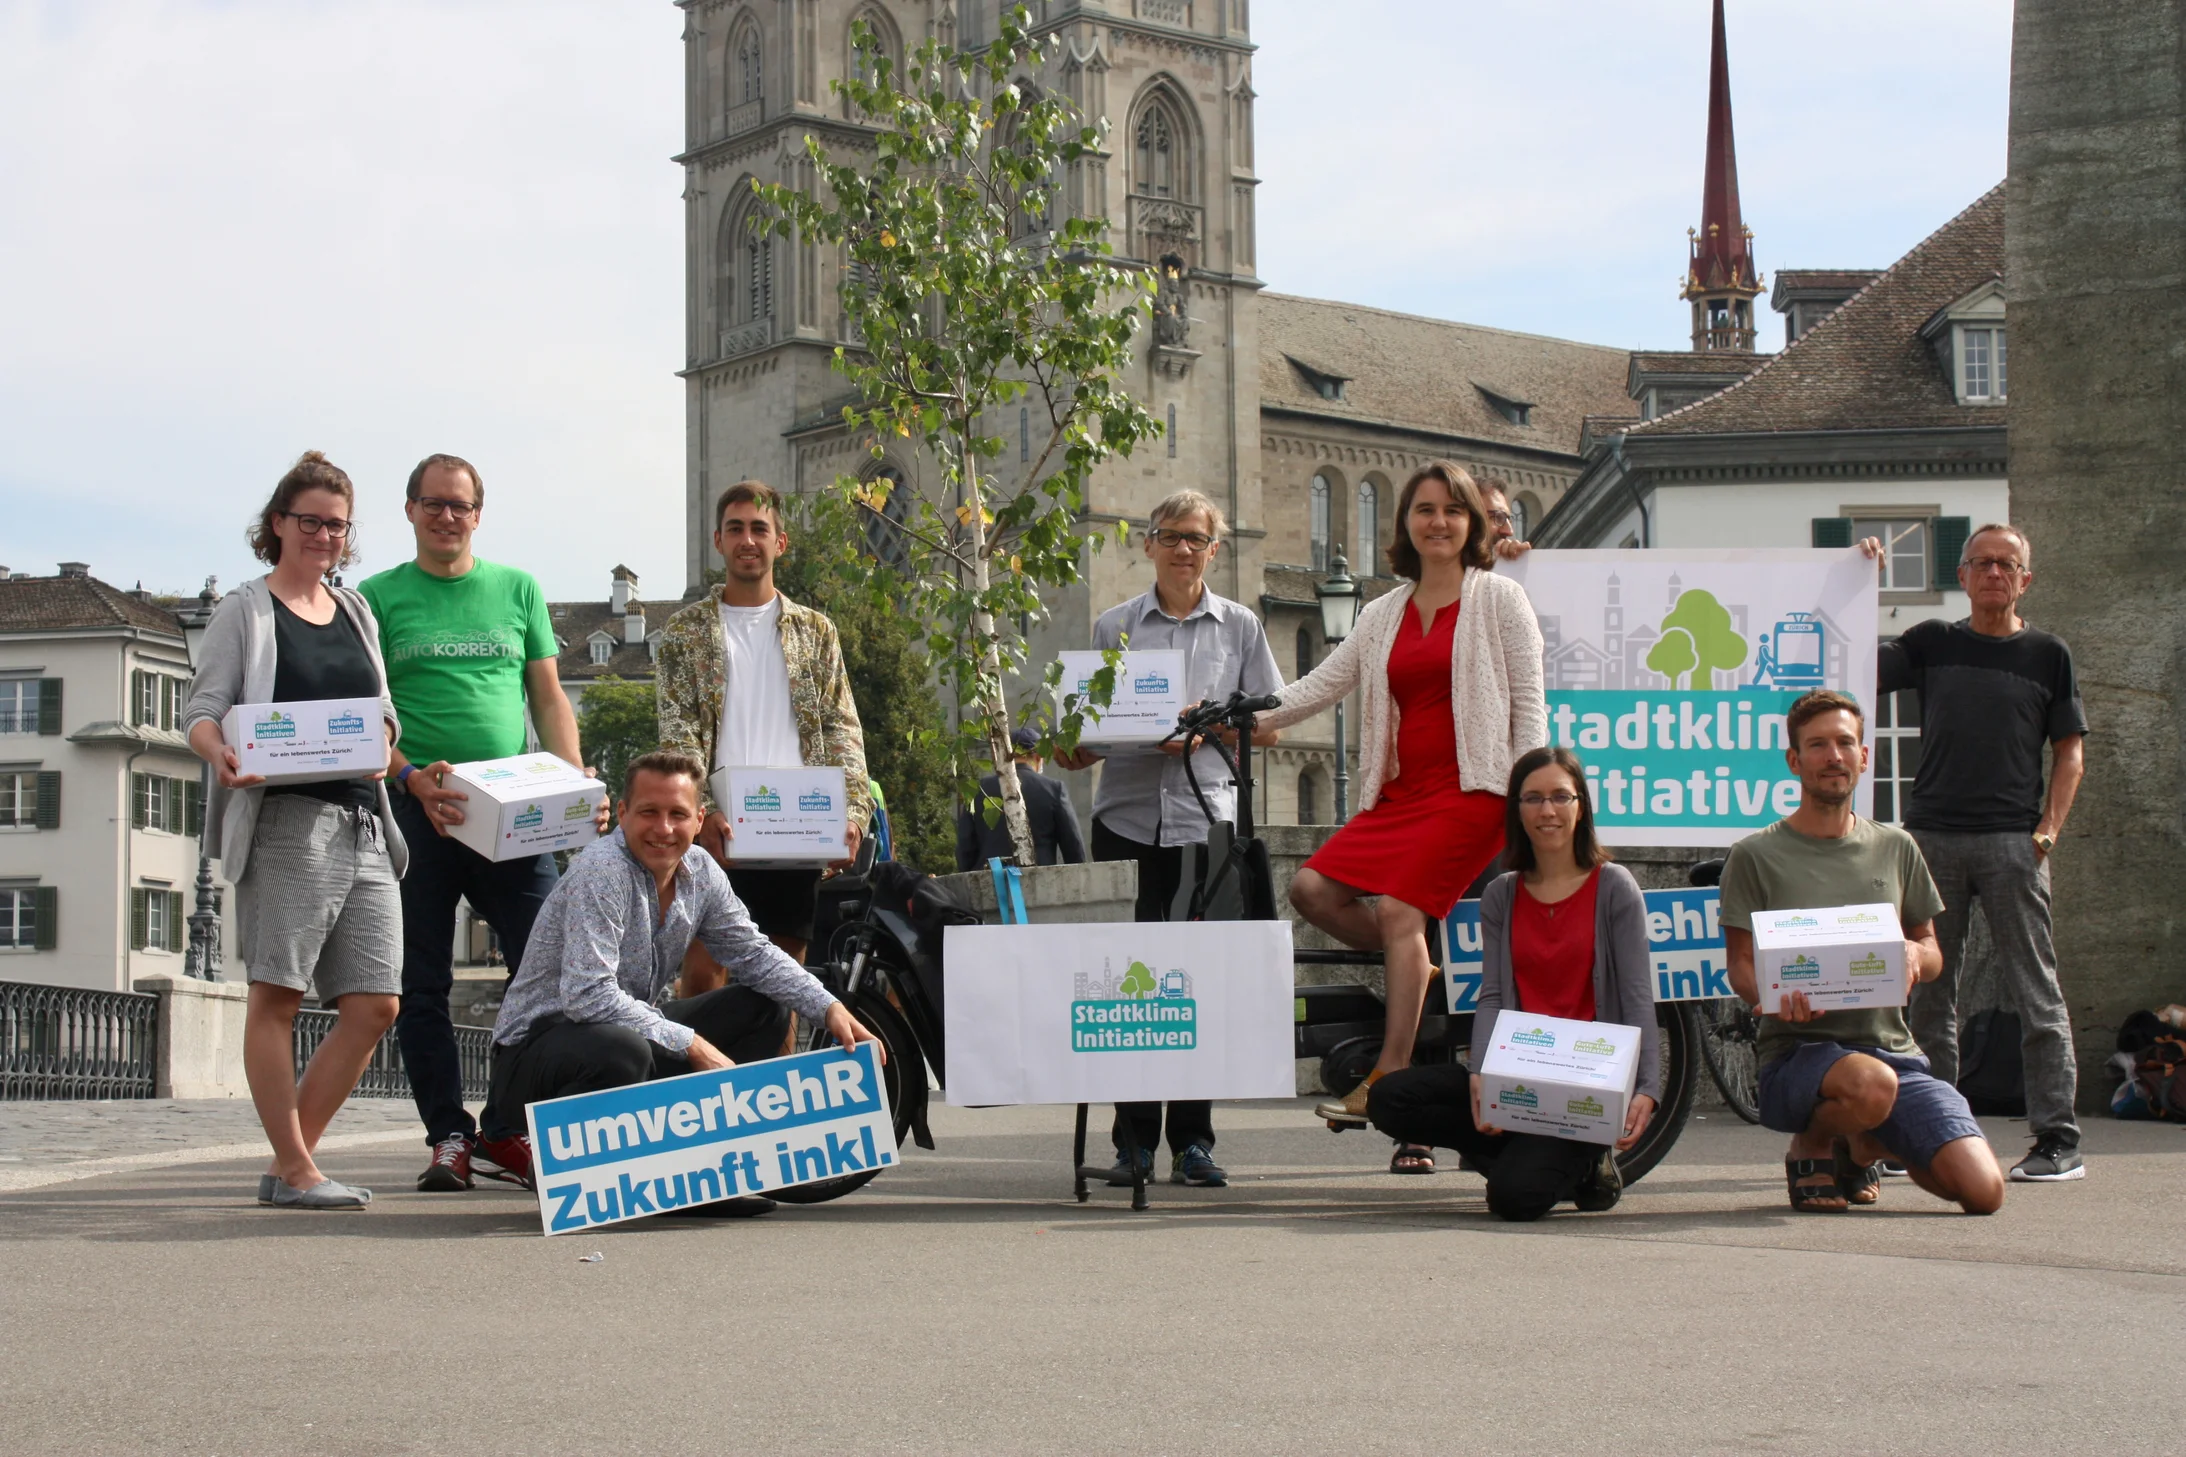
[1680,0,1762,351]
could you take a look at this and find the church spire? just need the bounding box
[1680,0,1762,351]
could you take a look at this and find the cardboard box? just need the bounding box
[442,754,604,862]
[1751,902,1908,1014]
[1476,1009,1642,1147]
[1055,650,1187,747]
[220,697,387,785]
[714,765,849,866]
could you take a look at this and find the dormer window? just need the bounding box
[1921,279,2007,406]
[587,632,615,666]
[1958,325,2006,402]
[1476,384,1534,427]
[1286,355,1349,403]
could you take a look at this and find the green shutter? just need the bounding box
[183,779,203,836]
[166,777,184,833]
[130,888,148,951]
[1932,516,1972,583]
[37,678,61,735]
[129,670,146,727]
[167,892,186,952]
[1811,517,1853,549]
[131,773,147,830]
[35,771,59,830]
[33,886,56,950]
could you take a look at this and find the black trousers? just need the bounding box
[1366,1062,1599,1221]
[486,986,794,1125]
[1090,817,1214,1156]
[391,789,560,1144]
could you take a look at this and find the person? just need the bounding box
[1367,747,1658,1212]
[1721,689,2005,1215]
[182,451,405,1209]
[656,480,870,972]
[1874,523,2089,1183]
[1053,489,1283,1189]
[1474,476,1531,563]
[957,727,1087,871]
[1259,461,1547,1124]
[360,452,596,1194]
[487,752,881,1219]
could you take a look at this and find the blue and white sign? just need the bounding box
[1442,886,1729,1012]
[524,1042,894,1236]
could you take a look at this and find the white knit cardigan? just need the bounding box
[1259,568,1548,813]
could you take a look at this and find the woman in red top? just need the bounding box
[1367,747,1660,1218]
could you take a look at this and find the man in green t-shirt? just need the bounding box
[359,452,595,1195]
[1721,689,2004,1216]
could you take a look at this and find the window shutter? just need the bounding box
[1810,517,1852,549]
[131,773,148,830]
[183,779,203,836]
[35,771,59,830]
[38,678,61,735]
[1932,516,1972,583]
[33,886,56,950]
[129,670,146,727]
[166,777,184,832]
[160,677,176,731]
[130,888,149,951]
[167,892,186,952]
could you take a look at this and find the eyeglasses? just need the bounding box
[1486,511,1515,529]
[280,511,351,538]
[412,496,479,520]
[1519,792,1580,808]
[1963,556,2025,576]
[1151,529,1215,552]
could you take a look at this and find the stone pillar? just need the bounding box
[134,972,250,1098]
[2006,0,2186,1107]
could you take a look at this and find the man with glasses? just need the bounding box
[361,453,595,1193]
[1054,490,1282,1189]
[1474,477,1530,563]
[1874,523,2089,1182]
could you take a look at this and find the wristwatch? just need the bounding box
[2032,832,2056,855]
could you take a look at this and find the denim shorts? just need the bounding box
[1757,1042,1984,1169]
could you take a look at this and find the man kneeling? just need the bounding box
[1723,691,2004,1215]
[487,751,879,1217]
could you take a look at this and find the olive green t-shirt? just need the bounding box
[1718,816,1945,1069]
[358,559,558,770]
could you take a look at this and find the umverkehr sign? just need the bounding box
[1443,886,1728,1011]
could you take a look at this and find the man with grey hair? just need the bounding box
[1873,522,2089,1182]
[1056,488,1283,1188]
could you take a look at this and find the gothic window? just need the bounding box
[1167,403,1178,458]
[746,230,771,323]
[1309,474,1331,572]
[730,18,764,113]
[715,194,771,352]
[1295,626,1313,680]
[1131,91,1195,202]
[1356,480,1379,566]
[846,5,902,101]
[861,466,912,570]
[1297,769,1318,826]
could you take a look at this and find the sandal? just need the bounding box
[1389,1142,1436,1175]
[1785,1155,1847,1213]
[1832,1138,1882,1206]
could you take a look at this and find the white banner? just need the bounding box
[1503,549,1879,846]
[942,921,1296,1105]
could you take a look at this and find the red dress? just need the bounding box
[1304,598,1506,917]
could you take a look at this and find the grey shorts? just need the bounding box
[1757,1042,1985,1169]
[237,796,401,1001]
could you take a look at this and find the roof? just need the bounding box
[1771,269,1884,300]
[1259,564,1410,609]
[1257,293,1634,455]
[1630,184,2006,437]
[549,590,707,683]
[1628,351,1767,380]
[0,573,185,637]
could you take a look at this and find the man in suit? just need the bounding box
[957,727,1087,870]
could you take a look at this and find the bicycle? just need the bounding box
[1683,858,1761,1125]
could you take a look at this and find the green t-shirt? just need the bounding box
[1718,816,1946,1069]
[358,559,558,769]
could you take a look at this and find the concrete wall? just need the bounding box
[2006,0,2186,1107]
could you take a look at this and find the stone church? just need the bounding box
[672,0,1631,823]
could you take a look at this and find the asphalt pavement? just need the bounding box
[2,1098,2181,1456]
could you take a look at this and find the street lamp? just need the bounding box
[1315,554,1362,822]
[174,577,223,981]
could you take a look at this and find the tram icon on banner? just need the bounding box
[1749,612,1827,689]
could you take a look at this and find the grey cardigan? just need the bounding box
[1470,861,1662,1102]
[180,576,408,883]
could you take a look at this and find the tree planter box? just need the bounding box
[931,860,1139,926]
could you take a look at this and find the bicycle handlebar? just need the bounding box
[1161,690,1282,745]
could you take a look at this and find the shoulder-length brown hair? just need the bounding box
[1387,460,1495,580]
[1502,745,1611,873]
[248,450,357,571]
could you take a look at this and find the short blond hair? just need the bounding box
[1148,490,1228,542]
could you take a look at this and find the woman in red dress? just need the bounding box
[1257,461,1547,1127]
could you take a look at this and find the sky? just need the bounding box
[0,1,2011,604]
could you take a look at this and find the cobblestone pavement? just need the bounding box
[0,1097,448,1191]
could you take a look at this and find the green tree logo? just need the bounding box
[1118,960,1156,999]
[1647,589,1750,690]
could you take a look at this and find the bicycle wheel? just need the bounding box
[1694,997,1762,1124]
[768,988,919,1205]
[1615,1001,1697,1186]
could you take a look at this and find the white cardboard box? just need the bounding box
[1056,649,1187,747]
[1476,1009,1642,1146]
[714,765,849,866]
[442,754,604,862]
[1751,902,1908,1014]
[220,697,387,785]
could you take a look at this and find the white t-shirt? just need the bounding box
[715,597,802,771]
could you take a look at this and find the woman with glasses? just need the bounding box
[1257,461,1547,1140]
[182,451,407,1209]
[1365,746,1659,1215]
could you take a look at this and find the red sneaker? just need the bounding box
[474,1134,534,1191]
[417,1134,474,1192]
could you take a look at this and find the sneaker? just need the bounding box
[1171,1143,1228,1188]
[1573,1147,1623,1212]
[417,1134,475,1192]
[2009,1138,2085,1182]
[1102,1147,1154,1186]
[474,1134,534,1191]
[1878,1160,1910,1178]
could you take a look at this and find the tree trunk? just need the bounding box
[959,436,1040,868]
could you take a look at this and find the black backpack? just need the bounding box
[1956,1007,2028,1117]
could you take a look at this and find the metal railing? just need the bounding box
[1,981,160,1100]
[293,1010,493,1102]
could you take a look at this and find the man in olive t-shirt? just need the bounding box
[1721,690,2004,1216]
